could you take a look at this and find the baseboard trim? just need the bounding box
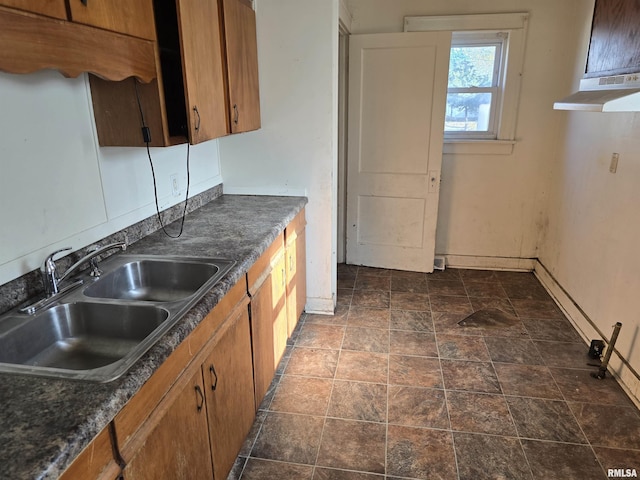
[304,297,335,315]
[534,260,640,408]
[442,255,536,271]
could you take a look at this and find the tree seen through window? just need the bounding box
[446,44,499,133]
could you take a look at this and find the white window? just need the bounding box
[446,32,506,139]
[405,13,529,155]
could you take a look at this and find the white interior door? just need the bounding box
[346,31,451,272]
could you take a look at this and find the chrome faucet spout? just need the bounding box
[58,242,127,285]
[40,247,72,296]
[40,242,127,297]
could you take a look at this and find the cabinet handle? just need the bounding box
[289,254,293,272]
[195,385,205,412]
[233,104,239,125]
[209,364,218,391]
[282,268,286,287]
[193,105,201,132]
[80,0,88,5]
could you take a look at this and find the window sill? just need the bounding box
[443,139,515,155]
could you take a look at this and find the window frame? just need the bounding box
[404,13,529,155]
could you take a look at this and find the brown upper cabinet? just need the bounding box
[0,1,157,82]
[586,0,640,77]
[223,0,261,133]
[90,0,261,147]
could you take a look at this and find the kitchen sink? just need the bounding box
[84,258,223,302]
[0,255,235,382]
[0,303,168,377]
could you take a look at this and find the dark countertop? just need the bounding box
[0,194,307,480]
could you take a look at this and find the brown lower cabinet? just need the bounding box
[122,368,214,480]
[119,294,254,480]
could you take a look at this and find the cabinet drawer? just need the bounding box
[68,0,156,40]
[247,232,284,294]
[0,0,67,19]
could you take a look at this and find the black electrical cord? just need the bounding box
[134,80,191,239]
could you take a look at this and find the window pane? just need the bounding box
[445,93,492,132]
[448,46,497,88]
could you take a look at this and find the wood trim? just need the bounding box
[247,233,284,294]
[404,12,529,32]
[0,7,156,82]
[0,0,67,19]
[59,427,118,480]
[441,255,535,271]
[534,260,640,409]
[443,140,515,156]
[114,278,247,452]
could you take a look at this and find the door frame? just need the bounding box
[337,21,350,264]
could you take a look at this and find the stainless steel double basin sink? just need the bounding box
[0,255,234,382]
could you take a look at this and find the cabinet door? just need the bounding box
[68,0,156,40]
[285,212,307,336]
[250,272,276,409]
[271,253,289,371]
[176,0,229,143]
[203,304,255,480]
[285,229,306,336]
[222,0,261,133]
[0,0,66,19]
[122,369,213,480]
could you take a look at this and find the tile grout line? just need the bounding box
[310,285,350,477]
[484,287,537,480]
[432,282,462,480]
[385,272,391,478]
[546,359,610,479]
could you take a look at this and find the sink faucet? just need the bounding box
[41,242,127,297]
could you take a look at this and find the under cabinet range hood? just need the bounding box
[554,73,640,112]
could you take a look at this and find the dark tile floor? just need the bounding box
[229,265,640,480]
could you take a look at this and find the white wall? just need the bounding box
[345,0,588,269]
[539,6,640,399]
[0,70,222,286]
[218,0,339,313]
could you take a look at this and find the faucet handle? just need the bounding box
[41,247,72,273]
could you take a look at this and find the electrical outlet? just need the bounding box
[170,174,180,197]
